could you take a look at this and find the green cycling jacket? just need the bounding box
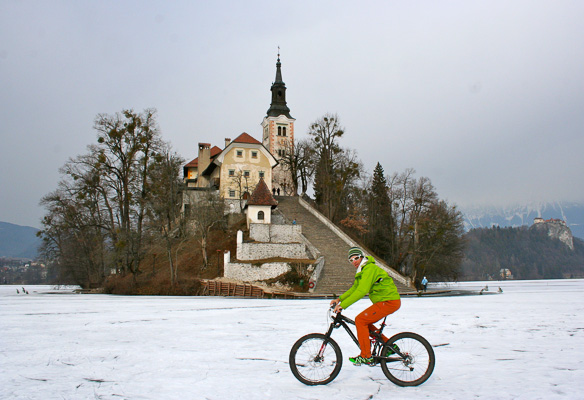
[339,256,400,309]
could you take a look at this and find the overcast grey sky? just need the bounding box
[1,0,583,228]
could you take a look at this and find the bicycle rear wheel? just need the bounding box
[289,333,342,385]
[380,332,435,386]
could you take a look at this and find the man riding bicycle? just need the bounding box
[330,247,401,366]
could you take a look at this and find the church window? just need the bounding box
[258,211,265,220]
[283,127,287,136]
[277,126,282,136]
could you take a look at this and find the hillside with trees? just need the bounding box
[36,110,467,292]
[461,226,584,280]
[286,113,466,286]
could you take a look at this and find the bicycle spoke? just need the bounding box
[289,334,342,385]
[380,333,435,386]
[296,339,336,382]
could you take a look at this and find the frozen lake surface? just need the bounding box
[1,280,583,399]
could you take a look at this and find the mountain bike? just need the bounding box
[289,308,435,386]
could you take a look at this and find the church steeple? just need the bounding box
[262,49,296,195]
[267,51,292,118]
[274,53,283,83]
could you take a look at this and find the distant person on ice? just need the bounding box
[421,276,428,292]
[330,247,401,366]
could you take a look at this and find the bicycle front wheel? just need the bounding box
[380,332,435,386]
[289,333,343,385]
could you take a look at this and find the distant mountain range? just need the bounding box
[1,200,582,260]
[0,222,41,259]
[460,201,584,240]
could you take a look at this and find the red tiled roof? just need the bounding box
[185,158,198,168]
[247,178,278,207]
[233,132,261,145]
[184,146,223,168]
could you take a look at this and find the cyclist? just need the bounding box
[330,247,401,366]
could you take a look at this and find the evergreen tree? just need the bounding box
[365,163,394,261]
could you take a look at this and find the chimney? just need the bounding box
[224,138,231,148]
[197,143,211,187]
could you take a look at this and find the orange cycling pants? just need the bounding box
[355,299,401,358]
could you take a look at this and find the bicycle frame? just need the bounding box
[320,310,404,362]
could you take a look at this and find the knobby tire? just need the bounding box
[289,333,343,385]
[379,332,435,386]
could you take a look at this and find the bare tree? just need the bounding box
[92,108,163,276]
[307,113,363,222]
[308,113,344,218]
[383,169,463,283]
[146,147,185,287]
[327,147,363,222]
[278,138,316,196]
[413,200,465,281]
[185,191,226,269]
[230,169,252,212]
[38,108,167,286]
[38,175,107,287]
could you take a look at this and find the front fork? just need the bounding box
[317,321,338,358]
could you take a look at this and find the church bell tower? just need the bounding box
[261,51,295,195]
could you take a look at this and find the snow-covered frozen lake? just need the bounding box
[1,280,583,399]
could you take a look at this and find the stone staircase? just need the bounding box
[275,196,414,296]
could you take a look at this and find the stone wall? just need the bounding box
[237,224,308,260]
[223,251,291,282]
[249,223,302,243]
[224,224,314,283]
[237,241,307,260]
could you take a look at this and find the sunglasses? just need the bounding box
[349,255,361,262]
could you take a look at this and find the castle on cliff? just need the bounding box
[533,218,566,226]
[531,218,574,250]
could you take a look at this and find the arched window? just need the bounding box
[257,211,265,220]
[277,126,282,136]
[283,127,287,136]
